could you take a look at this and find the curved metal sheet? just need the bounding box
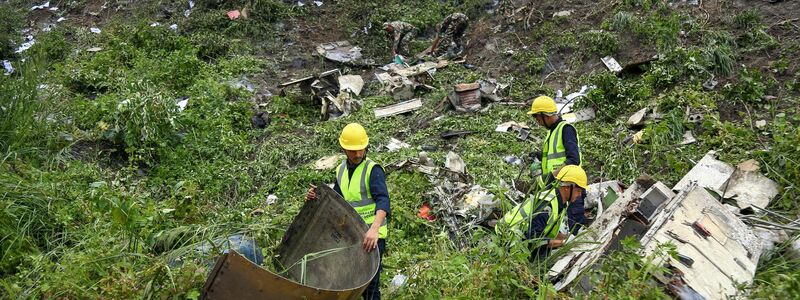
[202,184,379,299]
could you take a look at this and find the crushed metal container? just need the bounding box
[202,184,379,300]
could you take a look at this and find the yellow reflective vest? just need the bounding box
[541,121,582,184]
[336,159,388,239]
[499,189,566,241]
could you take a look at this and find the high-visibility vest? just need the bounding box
[499,189,566,241]
[541,121,582,177]
[336,159,388,239]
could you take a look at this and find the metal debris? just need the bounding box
[15,36,35,53]
[374,99,423,118]
[562,108,596,123]
[385,138,411,152]
[445,151,466,174]
[503,155,522,165]
[316,41,375,66]
[601,56,623,73]
[627,108,648,126]
[314,155,343,170]
[680,131,696,145]
[755,120,767,129]
[90,27,102,34]
[495,121,529,133]
[439,130,474,139]
[449,82,482,112]
[87,47,102,52]
[338,75,364,96]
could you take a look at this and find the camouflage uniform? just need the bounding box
[385,21,418,56]
[438,13,469,48]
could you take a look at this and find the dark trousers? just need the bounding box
[363,239,386,300]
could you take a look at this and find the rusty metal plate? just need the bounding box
[202,184,379,299]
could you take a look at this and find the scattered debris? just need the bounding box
[57,17,66,23]
[232,77,255,92]
[725,159,780,210]
[417,203,436,221]
[279,69,341,102]
[251,111,270,129]
[374,99,423,118]
[2,60,13,75]
[184,0,194,17]
[503,155,522,166]
[584,180,625,212]
[337,75,364,95]
[755,120,767,129]
[703,77,718,90]
[313,1,323,6]
[439,130,473,139]
[314,155,343,170]
[150,22,160,27]
[31,1,50,10]
[674,151,735,194]
[176,97,189,112]
[418,151,435,167]
[15,36,35,53]
[445,151,466,174]
[601,56,623,73]
[680,131,696,145]
[627,108,648,126]
[266,194,278,205]
[90,27,102,34]
[495,121,529,133]
[316,41,375,66]
[390,274,408,289]
[227,10,241,20]
[385,138,411,152]
[449,82,482,112]
[169,24,178,31]
[478,78,509,102]
[562,108,596,123]
[686,114,703,123]
[552,10,574,17]
[86,47,102,52]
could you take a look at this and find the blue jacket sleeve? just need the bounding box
[567,197,587,235]
[561,124,581,166]
[525,207,551,241]
[369,165,391,216]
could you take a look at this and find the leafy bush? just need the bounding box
[580,30,620,56]
[724,68,772,104]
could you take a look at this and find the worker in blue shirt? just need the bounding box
[306,123,390,300]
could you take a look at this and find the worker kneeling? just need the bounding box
[496,165,588,258]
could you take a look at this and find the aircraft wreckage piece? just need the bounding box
[202,185,379,300]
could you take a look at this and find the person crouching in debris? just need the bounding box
[430,12,469,57]
[306,123,390,300]
[496,165,589,258]
[384,21,418,57]
[527,95,583,190]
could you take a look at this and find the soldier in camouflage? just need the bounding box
[383,21,418,57]
[430,13,469,56]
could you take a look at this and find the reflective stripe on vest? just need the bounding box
[336,159,388,238]
[541,121,582,176]
[500,189,565,239]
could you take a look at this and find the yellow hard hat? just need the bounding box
[527,95,557,115]
[556,165,588,189]
[339,123,369,150]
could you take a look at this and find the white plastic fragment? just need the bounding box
[314,1,323,6]
[266,194,278,205]
[31,1,50,10]
[2,60,13,75]
[176,98,189,112]
[552,10,573,17]
[57,17,66,22]
[680,131,696,145]
[49,7,58,11]
[15,36,35,53]
[755,120,767,129]
[169,24,178,31]
[391,274,408,288]
[90,27,101,34]
[445,151,466,174]
[150,22,160,27]
[86,47,102,52]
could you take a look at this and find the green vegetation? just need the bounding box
[1,0,799,298]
